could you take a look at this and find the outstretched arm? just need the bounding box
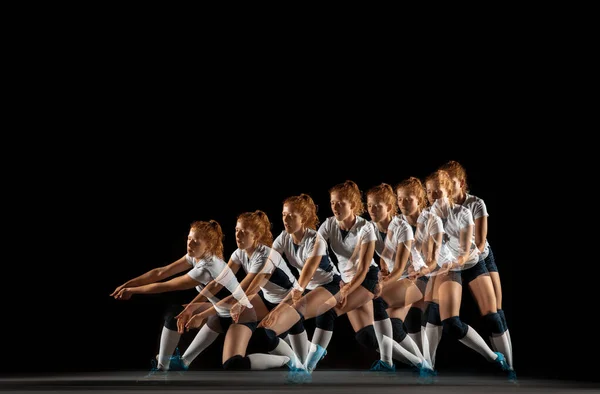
[110,256,190,297]
[113,274,199,300]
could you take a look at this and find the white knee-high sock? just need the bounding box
[281,334,292,348]
[408,331,423,355]
[373,319,393,365]
[420,325,431,366]
[459,325,497,361]
[289,330,310,365]
[248,354,290,370]
[306,328,333,372]
[397,334,425,361]
[497,309,513,368]
[181,324,220,367]
[424,323,442,367]
[158,327,181,370]
[505,329,513,368]
[270,338,305,369]
[391,340,423,368]
[491,332,513,369]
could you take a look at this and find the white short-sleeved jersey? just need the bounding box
[230,243,299,304]
[461,193,490,259]
[412,209,445,272]
[372,216,416,279]
[272,228,339,290]
[319,216,377,283]
[186,254,245,317]
[430,199,480,271]
[371,218,401,258]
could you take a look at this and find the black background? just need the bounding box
[5,136,588,384]
[1,24,593,384]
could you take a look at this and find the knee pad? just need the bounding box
[373,298,389,321]
[163,304,185,331]
[355,325,379,350]
[222,355,251,370]
[256,327,280,352]
[425,302,441,326]
[316,308,337,331]
[497,309,507,330]
[483,312,506,335]
[289,316,305,335]
[390,317,407,343]
[442,316,468,340]
[404,307,422,334]
[238,321,258,333]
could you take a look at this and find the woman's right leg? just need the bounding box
[437,272,506,371]
[221,295,290,370]
[404,276,430,356]
[157,303,217,371]
[257,287,338,369]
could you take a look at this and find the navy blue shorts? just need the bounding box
[304,274,342,297]
[216,315,233,332]
[257,290,279,311]
[448,271,462,285]
[483,247,498,273]
[416,275,429,293]
[461,259,489,286]
[360,265,380,294]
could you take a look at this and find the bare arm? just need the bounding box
[184,289,208,305]
[424,232,443,272]
[385,240,412,283]
[114,274,200,299]
[200,270,270,312]
[110,256,190,296]
[454,224,475,268]
[343,240,376,296]
[197,259,240,299]
[297,237,327,291]
[474,216,488,253]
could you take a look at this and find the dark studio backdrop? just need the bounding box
[5,144,588,384]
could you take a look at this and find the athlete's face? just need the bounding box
[367,195,390,223]
[235,221,258,251]
[450,176,462,200]
[330,191,353,221]
[282,203,303,234]
[187,229,209,258]
[426,180,448,204]
[397,188,419,216]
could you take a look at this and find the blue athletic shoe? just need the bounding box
[507,368,518,383]
[417,361,436,384]
[493,352,510,371]
[369,360,396,373]
[137,359,167,382]
[306,345,327,373]
[286,367,312,384]
[168,348,189,372]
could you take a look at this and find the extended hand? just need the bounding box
[109,284,126,298]
[175,306,196,334]
[337,284,349,308]
[113,288,133,300]
[185,313,207,331]
[230,302,247,324]
[438,262,453,276]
